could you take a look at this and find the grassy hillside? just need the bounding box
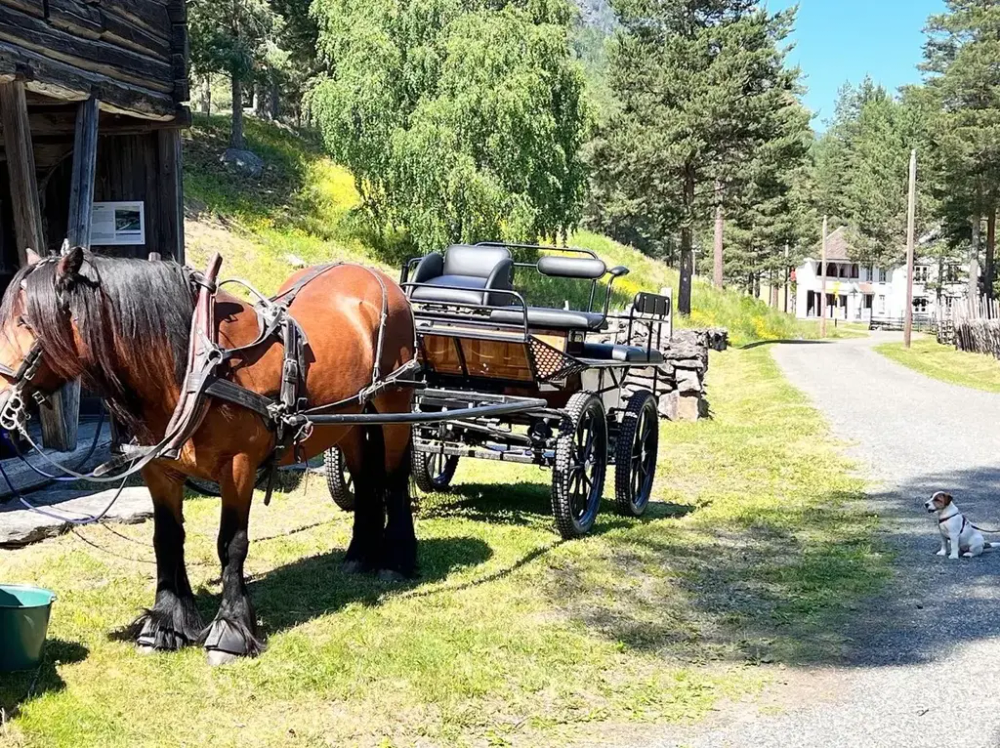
[183,116,808,345]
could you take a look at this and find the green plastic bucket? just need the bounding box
[0,584,55,672]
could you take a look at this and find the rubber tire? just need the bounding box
[614,390,658,517]
[412,450,459,493]
[551,392,608,539]
[324,447,355,512]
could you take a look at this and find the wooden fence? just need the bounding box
[949,296,1000,356]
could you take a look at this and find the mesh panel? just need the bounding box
[529,337,587,381]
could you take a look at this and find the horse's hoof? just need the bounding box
[377,569,407,583]
[206,649,239,667]
[341,559,366,575]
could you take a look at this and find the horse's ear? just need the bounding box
[59,238,70,257]
[55,246,85,290]
[25,248,42,266]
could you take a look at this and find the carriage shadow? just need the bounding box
[421,480,693,531]
[0,639,88,720]
[187,536,493,636]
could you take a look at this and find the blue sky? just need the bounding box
[767,0,946,129]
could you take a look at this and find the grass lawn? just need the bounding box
[0,347,888,747]
[796,320,871,341]
[875,337,1000,393]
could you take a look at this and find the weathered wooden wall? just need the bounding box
[0,0,188,120]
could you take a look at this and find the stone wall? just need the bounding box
[600,322,728,421]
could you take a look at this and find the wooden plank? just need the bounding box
[0,0,44,19]
[47,0,104,39]
[0,106,189,135]
[100,8,172,60]
[0,81,43,266]
[67,97,98,246]
[157,128,183,262]
[0,39,179,118]
[0,3,174,93]
[41,97,100,453]
[100,0,171,40]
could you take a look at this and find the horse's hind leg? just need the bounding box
[379,423,416,581]
[134,465,203,651]
[343,423,386,573]
[204,453,264,665]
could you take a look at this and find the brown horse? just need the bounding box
[0,248,417,664]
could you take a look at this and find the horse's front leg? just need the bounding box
[204,453,264,665]
[134,464,203,652]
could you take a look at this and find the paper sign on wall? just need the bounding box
[91,201,145,246]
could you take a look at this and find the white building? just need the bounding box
[794,227,967,322]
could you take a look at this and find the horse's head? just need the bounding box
[0,247,93,430]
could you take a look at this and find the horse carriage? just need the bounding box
[325,242,671,538]
[0,241,669,662]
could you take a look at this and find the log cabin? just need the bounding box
[0,0,189,449]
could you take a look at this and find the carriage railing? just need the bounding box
[401,284,533,338]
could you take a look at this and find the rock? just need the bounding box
[659,391,679,420]
[284,253,306,268]
[221,148,264,178]
[676,393,701,422]
[675,368,702,395]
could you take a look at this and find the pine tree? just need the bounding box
[593,0,801,315]
[923,0,1000,297]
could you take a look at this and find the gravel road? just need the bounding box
[649,332,1000,748]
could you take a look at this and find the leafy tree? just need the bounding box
[922,0,1000,297]
[591,0,802,315]
[308,0,589,251]
[189,0,284,149]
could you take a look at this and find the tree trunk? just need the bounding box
[770,270,779,307]
[230,74,245,150]
[200,74,211,115]
[255,81,269,119]
[970,213,981,302]
[987,209,996,300]
[752,271,760,301]
[713,182,724,288]
[269,81,280,121]
[677,169,695,316]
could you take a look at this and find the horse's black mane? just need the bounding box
[0,252,196,436]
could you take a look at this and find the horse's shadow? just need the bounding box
[188,536,493,636]
[0,638,89,719]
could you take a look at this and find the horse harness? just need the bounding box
[0,253,419,500]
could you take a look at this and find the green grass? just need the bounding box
[183,114,811,346]
[0,346,888,747]
[795,320,871,341]
[875,337,1000,392]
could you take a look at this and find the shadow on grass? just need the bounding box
[422,481,693,531]
[0,639,89,719]
[175,536,494,637]
[739,339,832,350]
[541,489,891,667]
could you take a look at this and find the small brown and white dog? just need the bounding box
[925,491,999,559]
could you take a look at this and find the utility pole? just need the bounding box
[820,216,828,338]
[783,243,790,314]
[904,148,917,349]
[713,181,724,288]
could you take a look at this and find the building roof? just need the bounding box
[818,226,851,261]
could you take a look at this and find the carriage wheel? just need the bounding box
[324,447,355,512]
[551,392,608,539]
[413,450,460,493]
[614,390,658,517]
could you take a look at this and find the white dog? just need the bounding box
[925,491,998,559]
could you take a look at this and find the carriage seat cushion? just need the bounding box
[489,307,607,331]
[581,342,664,364]
[410,244,513,306]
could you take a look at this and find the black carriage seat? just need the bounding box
[489,306,608,331]
[409,244,514,306]
[580,342,664,364]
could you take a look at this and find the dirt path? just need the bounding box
[649,332,1000,748]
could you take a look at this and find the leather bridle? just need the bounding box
[0,337,46,432]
